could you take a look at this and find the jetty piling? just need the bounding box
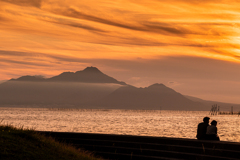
[210,104,219,115]
[218,105,240,115]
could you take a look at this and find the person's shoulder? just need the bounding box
[198,122,204,127]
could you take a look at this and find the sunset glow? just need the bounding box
[1,0,240,103]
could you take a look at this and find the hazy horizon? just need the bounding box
[1,75,240,106]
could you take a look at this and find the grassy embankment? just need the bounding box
[0,125,103,160]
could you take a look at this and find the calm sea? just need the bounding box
[1,107,240,142]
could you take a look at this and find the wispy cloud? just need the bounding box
[57,8,147,32]
[1,0,240,81]
[0,0,42,8]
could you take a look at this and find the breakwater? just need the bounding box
[37,131,240,160]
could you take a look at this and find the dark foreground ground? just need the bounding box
[0,125,103,160]
[1,125,240,160]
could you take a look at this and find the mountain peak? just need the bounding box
[147,83,166,88]
[48,66,126,85]
[82,66,102,73]
[146,83,176,93]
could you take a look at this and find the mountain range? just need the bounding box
[0,67,239,111]
[95,83,204,110]
[10,66,126,85]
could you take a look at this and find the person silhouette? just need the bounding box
[206,120,220,141]
[196,117,210,140]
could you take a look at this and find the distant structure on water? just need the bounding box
[210,104,240,116]
[209,104,219,115]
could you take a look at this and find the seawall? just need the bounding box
[37,131,240,160]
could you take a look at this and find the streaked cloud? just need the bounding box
[0,0,42,8]
[1,0,240,103]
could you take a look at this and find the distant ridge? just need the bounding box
[95,83,206,110]
[11,66,126,85]
[11,75,45,82]
[184,95,240,111]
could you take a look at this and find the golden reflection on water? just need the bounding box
[0,108,239,142]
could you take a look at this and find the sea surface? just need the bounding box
[1,107,240,142]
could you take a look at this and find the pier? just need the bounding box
[37,131,240,160]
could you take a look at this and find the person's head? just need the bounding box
[211,120,217,126]
[203,117,210,123]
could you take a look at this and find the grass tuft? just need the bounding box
[0,124,103,160]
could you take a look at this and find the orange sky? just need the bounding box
[1,0,240,104]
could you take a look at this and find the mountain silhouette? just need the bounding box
[48,66,126,85]
[11,67,126,85]
[11,75,45,82]
[2,67,237,110]
[95,83,206,110]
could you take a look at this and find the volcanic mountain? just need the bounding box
[10,66,126,85]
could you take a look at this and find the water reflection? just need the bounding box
[0,107,239,142]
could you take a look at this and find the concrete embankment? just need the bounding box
[37,131,240,160]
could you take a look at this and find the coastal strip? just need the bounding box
[38,131,240,160]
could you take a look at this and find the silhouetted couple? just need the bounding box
[196,117,220,141]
